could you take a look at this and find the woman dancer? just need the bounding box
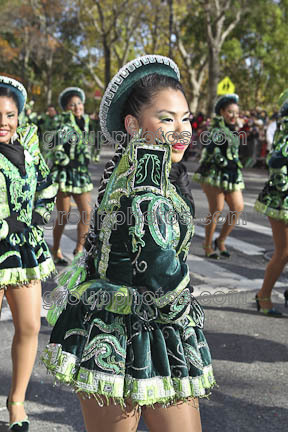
[254,90,288,317]
[193,94,244,259]
[43,55,215,432]
[50,87,95,265]
[0,75,57,431]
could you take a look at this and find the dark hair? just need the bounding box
[97,73,186,206]
[215,95,239,115]
[218,100,238,114]
[63,91,83,110]
[121,73,185,124]
[0,87,19,112]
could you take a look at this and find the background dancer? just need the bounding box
[37,105,61,160]
[50,87,96,265]
[0,75,57,431]
[254,90,288,317]
[193,94,244,259]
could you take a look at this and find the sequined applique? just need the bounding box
[82,334,126,374]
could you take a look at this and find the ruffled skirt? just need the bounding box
[0,226,55,287]
[255,181,288,222]
[42,280,215,407]
[52,165,93,194]
[193,163,245,191]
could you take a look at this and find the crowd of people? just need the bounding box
[0,54,287,432]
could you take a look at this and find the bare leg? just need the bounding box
[5,280,42,424]
[52,191,71,258]
[257,218,288,309]
[201,184,225,255]
[0,287,4,315]
[217,190,244,250]
[79,396,140,432]
[142,398,202,432]
[72,192,92,253]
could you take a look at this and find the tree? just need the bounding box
[75,0,146,89]
[174,2,208,112]
[197,0,249,115]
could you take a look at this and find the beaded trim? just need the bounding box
[99,55,180,146]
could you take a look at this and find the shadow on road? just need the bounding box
[205,330,288,363]
[201,389,287,432]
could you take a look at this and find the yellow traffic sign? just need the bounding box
[217,77,235,95]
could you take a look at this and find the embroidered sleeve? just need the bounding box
[50,114,72,166]
[117,194,197,325]
[33,149,58,225]
[268,133,288,169]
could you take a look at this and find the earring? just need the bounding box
[11,132,18,144]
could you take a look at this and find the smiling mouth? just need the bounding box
[172,143,186,150]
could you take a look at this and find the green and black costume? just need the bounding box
[37,113,61,159]
[255,116,288,221]
[0,124,58,287]
[42,135,215,407]
[193,116,244,191]
[49,111,95,194]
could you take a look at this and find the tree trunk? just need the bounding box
[207,45,220,116]
[168,0,173,58]
[103,37,111,88]
[46,49,53,105]
[190,88,201,114]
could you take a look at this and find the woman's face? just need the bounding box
[0,96,18,144]
[220,103,239,126]
[66,96,84,118]
[126,88,192,163]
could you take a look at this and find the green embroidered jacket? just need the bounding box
[265,116,288,191]
[0,124,58,240]
[49,112,98,167]
[200,116,242,169]
[48,136,204,329]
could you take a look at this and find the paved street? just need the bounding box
[1,147,288,432]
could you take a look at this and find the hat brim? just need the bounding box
[0,77,27,114]
[100,55,180,146]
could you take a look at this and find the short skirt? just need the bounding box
[0,226,55,288]
[193,162,245,192]
[52,165,93,194]
[254,181,288,222]
[42,278,215,408]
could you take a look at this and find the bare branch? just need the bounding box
[220,9,242,46]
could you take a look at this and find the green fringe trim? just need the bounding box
[193,173,245,191]
[0,258,56,288]
[42,344,216,408]
[254,200,288,222]
[58,183,93,194]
